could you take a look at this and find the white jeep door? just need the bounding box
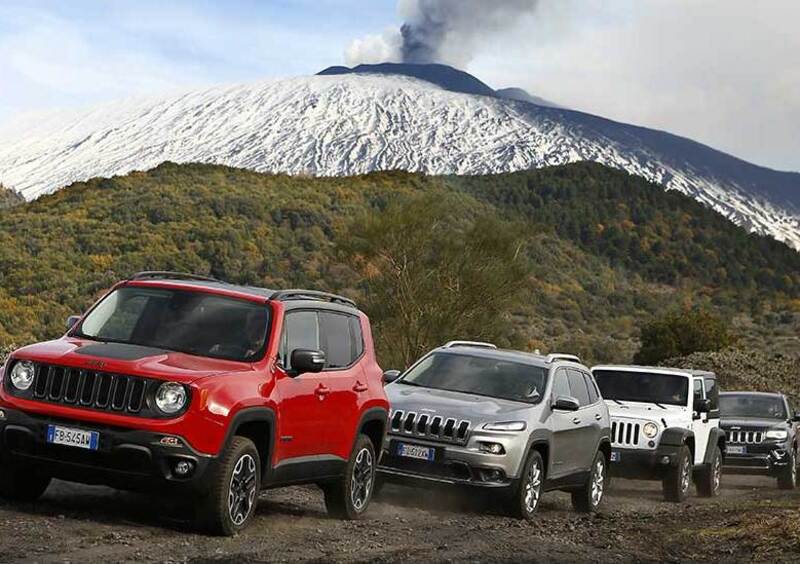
[690,377,712,465]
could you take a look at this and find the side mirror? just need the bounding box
[383,370,402,384]
[290,349,326,375]
[792,412,800,423]
[696,399,712,414]
[552,396,580,411]
[66,315,81,330]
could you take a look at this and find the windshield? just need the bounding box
[398,352,547,404]
[594,370,689,406]
[720,394,787,420]
[75,286,270,362]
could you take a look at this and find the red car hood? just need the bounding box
[9,338,252,384]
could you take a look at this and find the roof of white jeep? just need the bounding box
[591,365,714,378]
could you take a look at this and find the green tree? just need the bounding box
[339,191,531,368]
[634,307,737,365]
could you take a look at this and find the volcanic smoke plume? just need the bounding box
[346,0,539,68]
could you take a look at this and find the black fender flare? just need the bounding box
[354,406,389,452]
[704,427,727,463]
[659,427,695,453]
[219,406,277,470]
[522,429,551,478]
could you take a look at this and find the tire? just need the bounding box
[323,434,376,519]
[777,447,797,490]
[571,450,607,513]
[695,446,722,497]
[199,436,261,536]
[505,449,544,520]
[0,462,51,502]
[663,445,692,502]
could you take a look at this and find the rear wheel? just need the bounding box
[0,462,51,501]
[323,434,376,519]
[696,446,722,497]
[777,448,797,490]
[506,450,544,520]
[571,451,607,512]
[199,436,261,536]
[663,445,692,502]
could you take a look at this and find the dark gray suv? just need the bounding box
[378,342,612,519]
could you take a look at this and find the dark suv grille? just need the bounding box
[13,362,152,416]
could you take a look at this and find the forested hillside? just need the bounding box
[0,162,797,365]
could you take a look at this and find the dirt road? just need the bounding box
[0,474,797,563]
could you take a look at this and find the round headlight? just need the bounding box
[10,361,36,391]
[155,382,188,414]
[643,422,659,439]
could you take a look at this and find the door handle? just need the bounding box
[315,384,331,399]
[572,417,581,425]
[352,381,368,393]
[595,414,602,421]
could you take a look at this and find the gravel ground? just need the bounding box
[0,474,797,563]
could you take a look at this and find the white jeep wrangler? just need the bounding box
[591,365,726,501]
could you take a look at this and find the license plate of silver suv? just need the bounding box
[396,442,435,461]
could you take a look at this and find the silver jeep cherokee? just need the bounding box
[378,341,612,519]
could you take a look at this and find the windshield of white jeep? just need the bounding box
[398,352,547,404]
[75,286,270,362]
[720,394,787,420]
[594,370,689,406]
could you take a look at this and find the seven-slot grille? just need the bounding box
[611,419,646,448]
[726,430,765,444]
[389,410,471,444]
[19,362,150,415]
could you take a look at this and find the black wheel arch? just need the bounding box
[220,407,277,477]
[660,427,696,458]
[355,406,388,455]
[703,427,727,463]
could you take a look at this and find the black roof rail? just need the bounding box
[270,289,356,308]
[129,271,223,283]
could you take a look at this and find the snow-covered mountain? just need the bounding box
[0,64,798,249]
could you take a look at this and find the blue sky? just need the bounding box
[0,1,798,171]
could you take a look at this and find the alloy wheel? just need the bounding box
[228,454,258,526]
[792,451,797,486]
[680,456,691,493]
[712,455,721,493]
[524,458,542,514]
[350,447,374,512]
[591,458,605,506]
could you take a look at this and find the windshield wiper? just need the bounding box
[612,399,626,406]
[653,402,668,410]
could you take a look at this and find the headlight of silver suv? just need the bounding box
[643,422,659,439]
[10,360,36,391]
[482,421,526,432]
[766,429,788,441]
[155,382,188,414]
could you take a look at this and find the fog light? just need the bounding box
[771,450,787,461]
[0,409,6,420]
[173,460,194,477]
[648,441,656,448]
[660,456,671,465]
[478,442,505,455]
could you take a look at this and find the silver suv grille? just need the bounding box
[726,430,764,444]
[389,410,471,444]
[611,419,646,448]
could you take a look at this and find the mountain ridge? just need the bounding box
[0,65,798,249]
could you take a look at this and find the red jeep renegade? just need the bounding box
[0,272,389,535]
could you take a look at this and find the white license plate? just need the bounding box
[397,442,435,461]
[610,451,621,462]
[46,425,99,450]
[727,445,746,455]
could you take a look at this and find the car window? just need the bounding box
[568,369,591,407]
[693,378,705,409]
[552,368,571,399]
[319,312,355,369]
[704,376,719,412]
[281,311,319,369]
[349,316,364,359]
[584,373,599,404]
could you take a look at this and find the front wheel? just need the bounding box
[0,462,51,501]
[199,436,261,536]
[695,446,722,497]
[663,445,692,502]
[572,451,607,512]
[777,448,797,490]
[323,434,376,519]
[505,450,544,520]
